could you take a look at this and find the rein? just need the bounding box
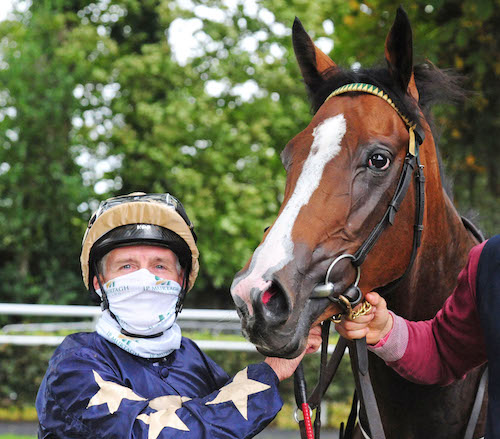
[295,83,426,439]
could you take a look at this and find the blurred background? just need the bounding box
[0,0,498,436]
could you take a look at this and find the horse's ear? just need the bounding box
[292,17,337,95]
[384,7,419,101]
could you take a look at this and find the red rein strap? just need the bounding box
[301,403,315,439]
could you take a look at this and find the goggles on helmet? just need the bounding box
[87,193,197,242]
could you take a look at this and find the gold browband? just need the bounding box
[325,83,418,156]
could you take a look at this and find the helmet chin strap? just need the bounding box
[92,261,164,339]
[175,269,189,316]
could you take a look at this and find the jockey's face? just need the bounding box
[93,245,183,290]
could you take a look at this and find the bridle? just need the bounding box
[293,83,487,439]
[294,83,426,439]
[309,83,426,316]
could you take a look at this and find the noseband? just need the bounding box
[310,83,426,318]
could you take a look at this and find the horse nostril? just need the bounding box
[260,282,290,324]
[262,288,275,305]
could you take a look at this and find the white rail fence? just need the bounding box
[0,303,256,351]
[0,303,336,353]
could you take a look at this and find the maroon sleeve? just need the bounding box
[387,241,488,385]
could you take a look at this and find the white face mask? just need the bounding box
[97,268,182,337]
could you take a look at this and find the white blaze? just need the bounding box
[231,114,346,303]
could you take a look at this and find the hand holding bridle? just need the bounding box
[334,292,393,346]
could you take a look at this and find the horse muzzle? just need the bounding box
[232,278,328,358]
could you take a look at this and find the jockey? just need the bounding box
[335,236,498,438]
[36,192,322,438]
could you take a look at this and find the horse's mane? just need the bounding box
[308,60,465,197]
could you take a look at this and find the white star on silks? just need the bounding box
[137,395,192,439]
[87,370,147,414]
[205,367,271,420]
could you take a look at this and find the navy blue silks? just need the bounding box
[36,333,283,438]
[476,234,500,439]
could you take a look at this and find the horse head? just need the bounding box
[231,8,445,358]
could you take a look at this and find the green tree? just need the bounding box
[0,1,117,305]
[102,0,499,309]
[92,0,310,306]
[1,0,497,310]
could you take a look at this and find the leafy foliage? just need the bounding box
[0,0,497,309]
[0,2,117,305]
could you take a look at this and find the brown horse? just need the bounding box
[231,7,487,439]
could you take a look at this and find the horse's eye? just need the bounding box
[368,153,390,171]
